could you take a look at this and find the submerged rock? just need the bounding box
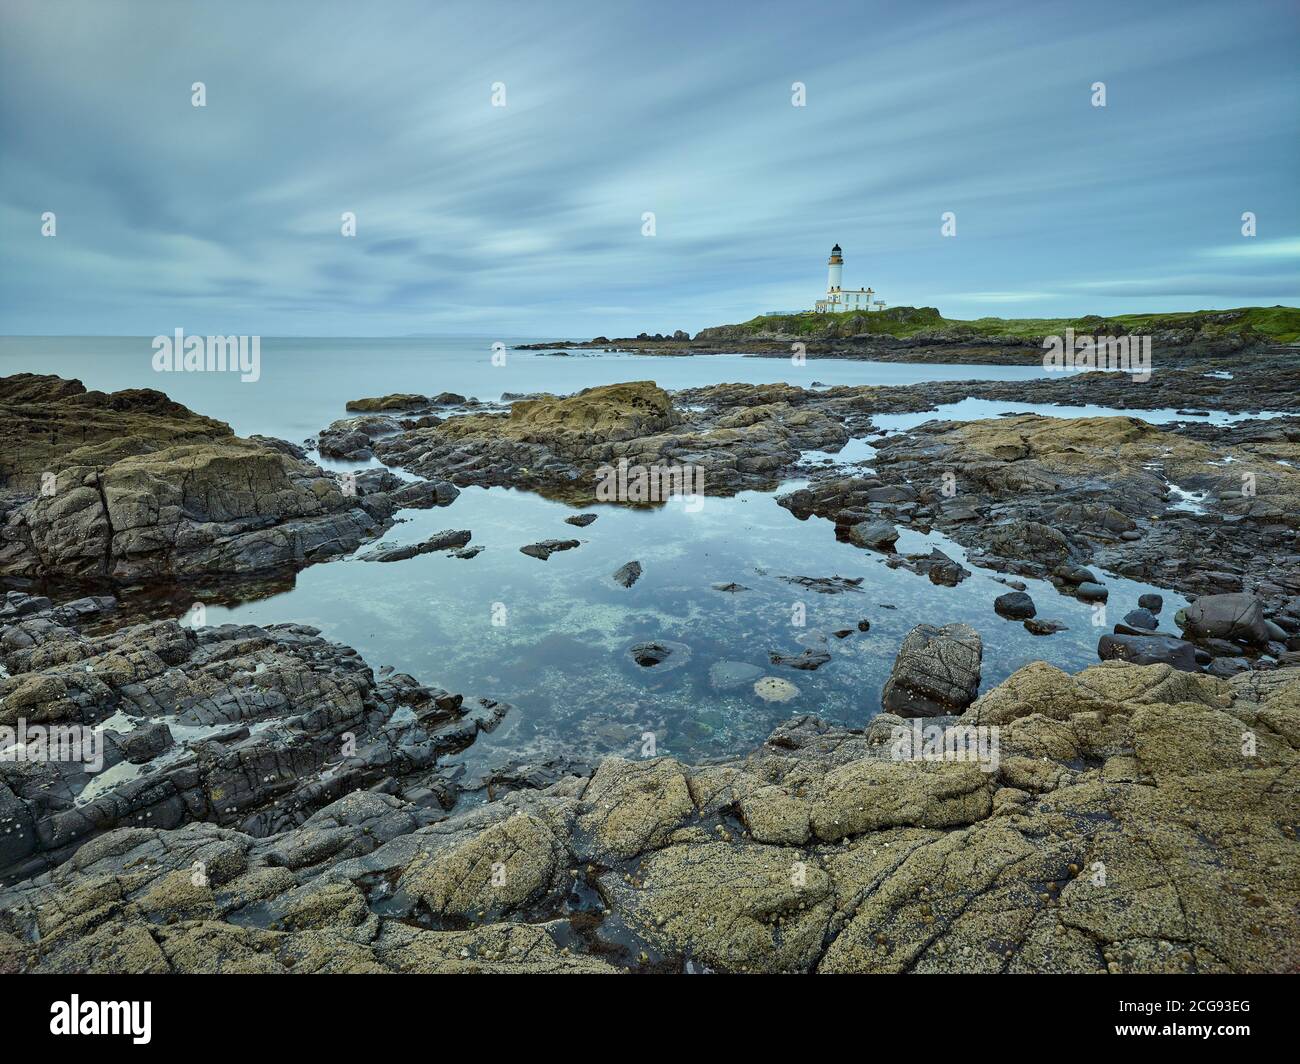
[708,660,764,691]
[768,645,832,670]
[612,561,642,587]
[752,676,800,702]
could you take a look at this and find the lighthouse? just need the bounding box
[827,243,843,292]
[814,244,877,313]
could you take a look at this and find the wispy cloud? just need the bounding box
[1200,237,1300,260]
[1,0,1296,336]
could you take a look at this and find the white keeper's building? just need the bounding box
[814,244,881,313]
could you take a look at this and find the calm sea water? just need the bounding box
[1,336,1201,780]
[1,336,1056,443]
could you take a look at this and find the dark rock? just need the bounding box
[1076,582,1109,603]
[881,623,982,718]
[628,640,691,671]
[1180,592,1268,646]
[0,598,498,881]
[1122,608,1159,631]
[848,520,898,550]
[777,575,863,594]
[612,561,642,588]
[1138,593,1163,612]
[520,539,581,561]
[362,529,471,562]
[1097,632,1198,671]
[565,513,598,527]
[111,722,174,764]
[903,548,971,586]
[994,591,1037,619]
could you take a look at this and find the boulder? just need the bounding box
[881,623,983,717]
[1122,608,1159,631]
[994,591,1036,619]
[1180,593,1269,646]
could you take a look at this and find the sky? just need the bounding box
[1,0,1297,338]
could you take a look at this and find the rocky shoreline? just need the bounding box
[515,308,1296,366]
[3,603,1296,972]
[2,366,1298,973]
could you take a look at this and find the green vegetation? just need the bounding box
[724,305,1300,343]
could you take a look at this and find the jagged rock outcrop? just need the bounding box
[0,375,458,586]
[373,381,849,501]
[0,596,505,883]
[3,658,1296,974]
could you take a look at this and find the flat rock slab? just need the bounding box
[1098,631,1199,671]
[362,529,471,562]
[520,539,581,560]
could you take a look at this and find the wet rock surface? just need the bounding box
[4,361,1300,974]
[3,658,1295,974]
[0,598,505,885]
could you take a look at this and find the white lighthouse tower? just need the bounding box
[815,243,876,313]
[827,243,843,293]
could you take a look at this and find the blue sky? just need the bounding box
[1,0,1297,337]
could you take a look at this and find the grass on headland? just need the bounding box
[726,305,1300,343]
